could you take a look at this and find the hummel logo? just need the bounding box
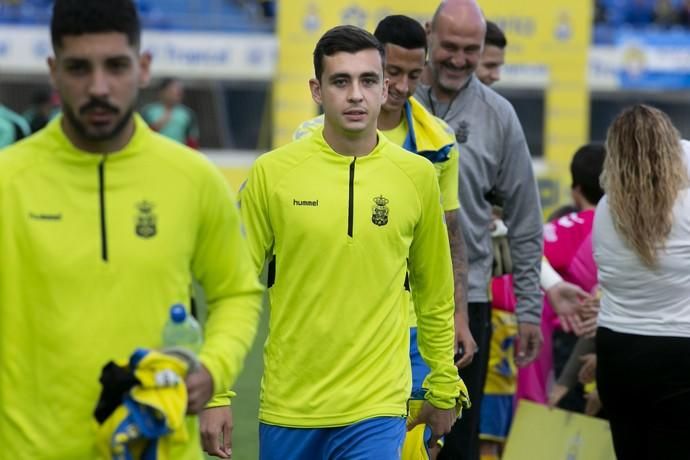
[293,199,319,207]
[29,213,62,221]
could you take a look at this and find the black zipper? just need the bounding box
[348,158,356,237]
[98,157,108,262]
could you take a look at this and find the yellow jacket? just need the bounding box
[0,116,263,459]
[293,97,460,213]
[240,129,460,427]
[293,98,461,329]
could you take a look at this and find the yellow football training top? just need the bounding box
[240,128,460,427]
[0,115,263,460]
[381,118,409,146]
[294,105,461,329]
[293,112,460,213]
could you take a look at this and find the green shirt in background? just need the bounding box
[140,103,200,147]
[0,105,30,148]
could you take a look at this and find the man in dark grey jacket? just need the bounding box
[415,1,544,459]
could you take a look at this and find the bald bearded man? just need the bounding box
[415,2,544,459]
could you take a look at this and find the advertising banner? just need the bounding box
[504,401,615,460]
[0,26,276,80]
[274,1,592,215]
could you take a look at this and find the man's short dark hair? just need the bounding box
[374,15,427,53]
[485,21,507,49]
[571,143,606,205]
[51,0,141,50]
[313,25,385,81]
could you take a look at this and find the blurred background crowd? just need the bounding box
[1,0,690,160]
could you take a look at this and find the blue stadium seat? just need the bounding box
[0,0,273,33]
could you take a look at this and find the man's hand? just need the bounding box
[428,443,442,460]
[515,322,543,367]
[578,353,597,385]
[545,281,593,335]
[185,364,214,414]
[200,406,233,458]
[454,312,477,369]
[581,296,600,318]
[407,401,458,449]
[584,389,602,416]
[578,296,600,337]
[548,383,569,408]
[545,280,590,315]
[579,315,598,338]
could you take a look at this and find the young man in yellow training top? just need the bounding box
[0,1,264,459]
[200,25,467,460]
[294,16,473,460]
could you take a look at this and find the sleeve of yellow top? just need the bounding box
[205,390,238,409]
[408,165,461,410]
[193,164,264,399]
[438,145,460,212]
[239,159,275,275]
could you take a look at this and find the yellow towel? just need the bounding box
[95,349,189,460]
[402,382,471,460]
[403,97,456,162]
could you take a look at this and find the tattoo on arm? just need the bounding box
[445,209,468,316]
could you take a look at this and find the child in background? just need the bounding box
[516,144,606,408]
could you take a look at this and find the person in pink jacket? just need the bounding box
[516,144,605,406]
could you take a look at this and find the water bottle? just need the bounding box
[161,303,203,371]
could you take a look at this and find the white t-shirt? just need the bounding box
[594,140,690,337]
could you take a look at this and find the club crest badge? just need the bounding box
[135,201,157,238]
[456,120,470,144]
[371,195,389,227]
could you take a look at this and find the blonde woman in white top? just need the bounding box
[594,104,690,460]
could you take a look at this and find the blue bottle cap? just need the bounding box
[170,304,187,323]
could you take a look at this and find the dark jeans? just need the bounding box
[438,301,492,460]
[596,327,690,460]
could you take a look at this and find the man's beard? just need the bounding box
[436,61,472,94]
[63,98,135,143]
